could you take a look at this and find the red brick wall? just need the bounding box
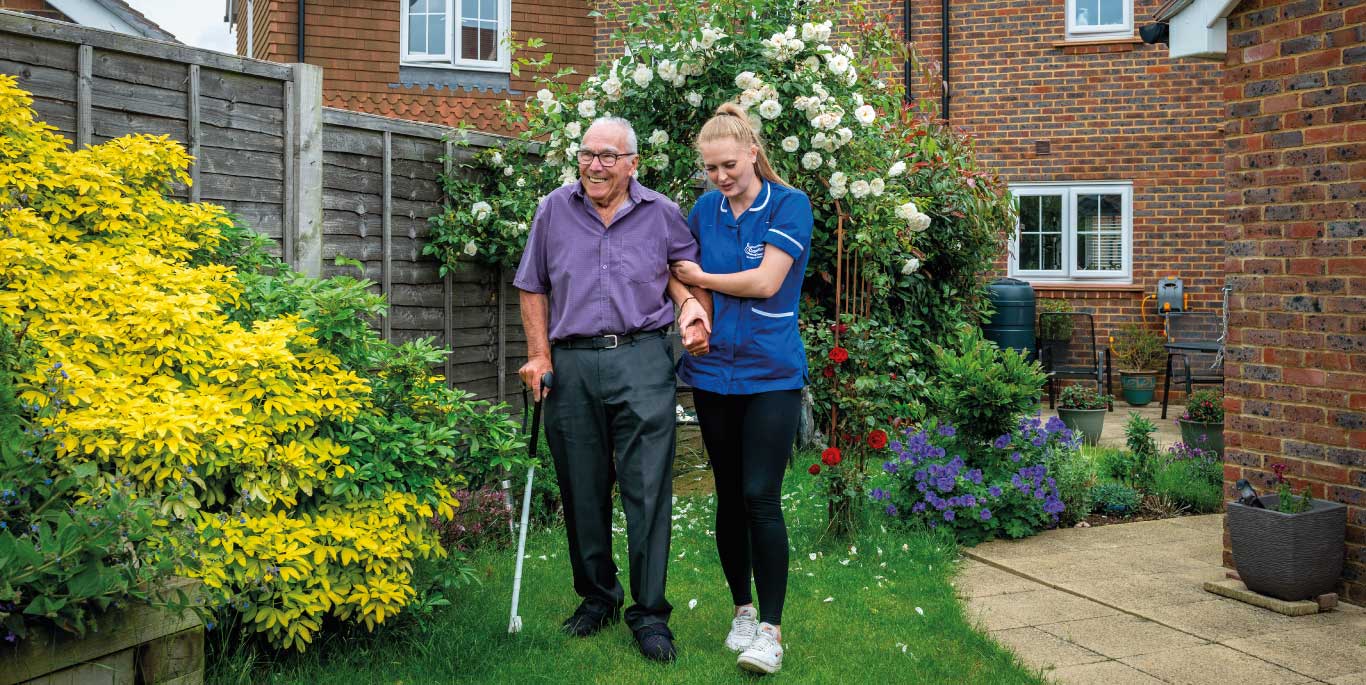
[1220,0,1365,604]
[241,0,596,133]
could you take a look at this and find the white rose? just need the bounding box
[895,201,918,222]
[811,131,829,150]
[801,22,818,41]
[560,166,577,186]
[578,99,597,118]
[602,77,623,99]
[781,136,800,153]
[816,21,832,42]
[850,180,870,199]
[845,68,858,86]
[758,99,783,120]
[830,184,847,199]
[631,64,653,88]
[564,121,582,138]
[870,178,885,196]
[855,105,876,126]
[657,59,677,81]
[503,166,514,176]
[812,83,829,101]
[489,150,503,166]
[789,39,805,53]
[901,257,921,275]
[655,153,670,169]
[801,151,822,169]
[566,141,580,158]
[836,127,853,145]
[671,74,686,88]
[802,55,822,72]
[648,129,669,146]
[699,25,722,49]
[830,171,847,188]
[686,91,703,107]
[463,240,478,256]
[853,93,864,107]
[912,213,931,232]
[827,54,850,75]
[516,177,527,188]
[739,89,759,109]
[826,156,837,168]
[888,161,907,177]
[471,201,492,222]
[735,71,756,89]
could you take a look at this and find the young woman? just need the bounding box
[671,102,813,675]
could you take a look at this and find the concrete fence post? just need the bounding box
[287,62,324,277]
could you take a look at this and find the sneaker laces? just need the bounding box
[730,612,758,642]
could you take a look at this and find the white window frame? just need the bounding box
[400,0,511,72]
[1008,182,1133,284]
[1065,0,1133,40]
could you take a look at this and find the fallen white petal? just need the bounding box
[823,597,834,603]
[840,559,850,566]
[915,607,924,616]
[809,552,818,561]
[688,599,698,610]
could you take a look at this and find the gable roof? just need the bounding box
[45,0,177,41]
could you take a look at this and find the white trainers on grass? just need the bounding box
[737,622,783,674]
[725,605,759,652]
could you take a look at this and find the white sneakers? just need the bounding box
[725,605,759,652]
[726,606,784,674]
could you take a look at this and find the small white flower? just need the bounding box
[840,559,851,566]
[602,77,623,101]
[888,161,907,177]
[827,54,850,75]
[564,121,582,139]
[536,88,554,104]
[902,543,909,552]
[685,91,703,107]
[471,201,492,222]
[912,213,931,232]
[802,55,822,72]
[870,178,885,196]
[808,552,818,561]
[698,25,724,50]
[489,150,503,166]
[850,546,857,555]
[631,63,653,88]
[516,221,528,233]
[836,127,853,146]
[688,598,698,610]
[811,131,829,150]
[648,129,669,146]
[802,151,822,170]
[853,93,865,108]
[758,99,783,120]
[829,171,847,188]
[671,74,686,88]
[735,70,758,89]
[902,257,921,275]
[462,239,477,256]
[850,179,870,199]
[855,104,877,126]
[830,184,847,199]
[801,22,819,41]
[788,38,805,53]
[560,166,577,186]
[503,166,515,176]
[914,606,924,616]
[577,99,597,118]
[657,59,677,82]
[895,201,920,222]
[655,153,670,168]
[845,68,858,86]
[739,89,760,109]
[781,136,800,153]
[516,177,527,188]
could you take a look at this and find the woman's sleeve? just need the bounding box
[763,191,813,261]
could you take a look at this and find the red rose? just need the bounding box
[828,347,849,364]
[837,324,848,334]
[867,430,889,450]
[808,463,821,476]
[821,447,842,466]
[822,366,836,378]
[890,373,897,380]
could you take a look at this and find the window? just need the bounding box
[1008,183,1132,283]
[1065,0,1133,40]
[401,0,509,71]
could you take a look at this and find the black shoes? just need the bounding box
[560,603,620,637]
[633,623,677,662]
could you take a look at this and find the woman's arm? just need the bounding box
[671,245,794,299]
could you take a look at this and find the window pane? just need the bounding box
[1043,233,1062,271]
[479,25,497,60]
[462,0,477,20]
[1075,0,1099,25]
[461,25,477,60]
[1020,234,1040,271]
[409,0,426,12]
[1042,195,1061,231]
[1077,232,1123,271]
[428,14,446,55]
[1077,193,1122,232]
[408,16,426,53]
[481,0,495,21]
[1099,0,1123,25]
[1019,196,1040,233]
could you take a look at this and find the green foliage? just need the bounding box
[1112,324,1165,372]
[1152,443,1224,513]
[804,316,927,451]
[925,328,1046,444]
[1270,463,1312,514]
[1046,445,1096,527]
[1183,388,1224,424]
[1090,482,1141,517]
[1057,384,1110,410]
[1091,413,1158,490]
[0,325,192,643]
[1036,299,1074,342]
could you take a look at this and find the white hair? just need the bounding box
[587,116,638,153]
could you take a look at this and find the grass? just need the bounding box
[209,468,1043,684]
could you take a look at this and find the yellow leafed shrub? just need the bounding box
[0,75,521,649]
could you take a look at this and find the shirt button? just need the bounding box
[602,264,607,269]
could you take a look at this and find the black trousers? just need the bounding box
[544,334,676,630]
[692,388,801,626]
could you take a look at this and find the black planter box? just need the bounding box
[1227,494,1347,602]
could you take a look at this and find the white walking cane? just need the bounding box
[509,371,552,634]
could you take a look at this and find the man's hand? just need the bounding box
[670,260,705,287]
[682,320,710,356]
[677,295,710,336]
[519,355,553,401]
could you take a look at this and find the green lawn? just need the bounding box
[210,473,1043,684]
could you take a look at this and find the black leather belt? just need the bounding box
[554,328,666,350]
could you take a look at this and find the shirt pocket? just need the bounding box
[746,306,801,382]
[617,234,666,284]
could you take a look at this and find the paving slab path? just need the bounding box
[961,514,1366,684]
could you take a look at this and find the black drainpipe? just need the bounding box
[940,0,949,120]
[297,0,306,62]
[903,0,913,104]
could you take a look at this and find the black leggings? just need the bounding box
[692,388,801,626]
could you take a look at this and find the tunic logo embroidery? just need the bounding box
[744,242,765,260]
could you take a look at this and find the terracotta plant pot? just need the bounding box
[1228,494,1347,601]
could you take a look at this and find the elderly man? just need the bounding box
[514,117,711,662]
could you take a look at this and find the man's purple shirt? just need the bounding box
[513,179,700,342]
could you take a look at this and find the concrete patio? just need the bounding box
[960,514,1366,684]
[1038,401,1185,451]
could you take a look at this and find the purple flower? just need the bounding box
[963,495,977,507]
[1010,451,1022,462]
[992,434,1012,449]
[1045,416,1066,432]
[3,631,15,643]
[884,461,899,474]
[870,488,886,501]
[988,486,1003,498]
[943,509,956,522]
[912,502,926,513]
[885,504,899,516]
[1031,434,1046,447]
[935,477,955,493]
[979,508,992,521]
[938,424,956,437]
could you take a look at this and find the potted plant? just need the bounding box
[1178,388,1224,457]
[1228,463,1347,601]
[1056,384,1110,446]
[1111,324,1165,406]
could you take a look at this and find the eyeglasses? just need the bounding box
[577,150,637,167]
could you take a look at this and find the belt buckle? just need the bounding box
[604,334,619,350]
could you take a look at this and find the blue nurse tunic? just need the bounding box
[677,179,814,395]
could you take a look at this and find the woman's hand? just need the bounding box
[670,260,705,287]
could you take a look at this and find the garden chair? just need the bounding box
[1035,312,1112,411]
[1160,311,1224,419]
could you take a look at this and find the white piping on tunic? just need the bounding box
[768,228,803,253]
[751,307,794,318]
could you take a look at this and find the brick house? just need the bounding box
[1155,0,1364,603]
[0,0,174,39]
[223,0,595,133]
